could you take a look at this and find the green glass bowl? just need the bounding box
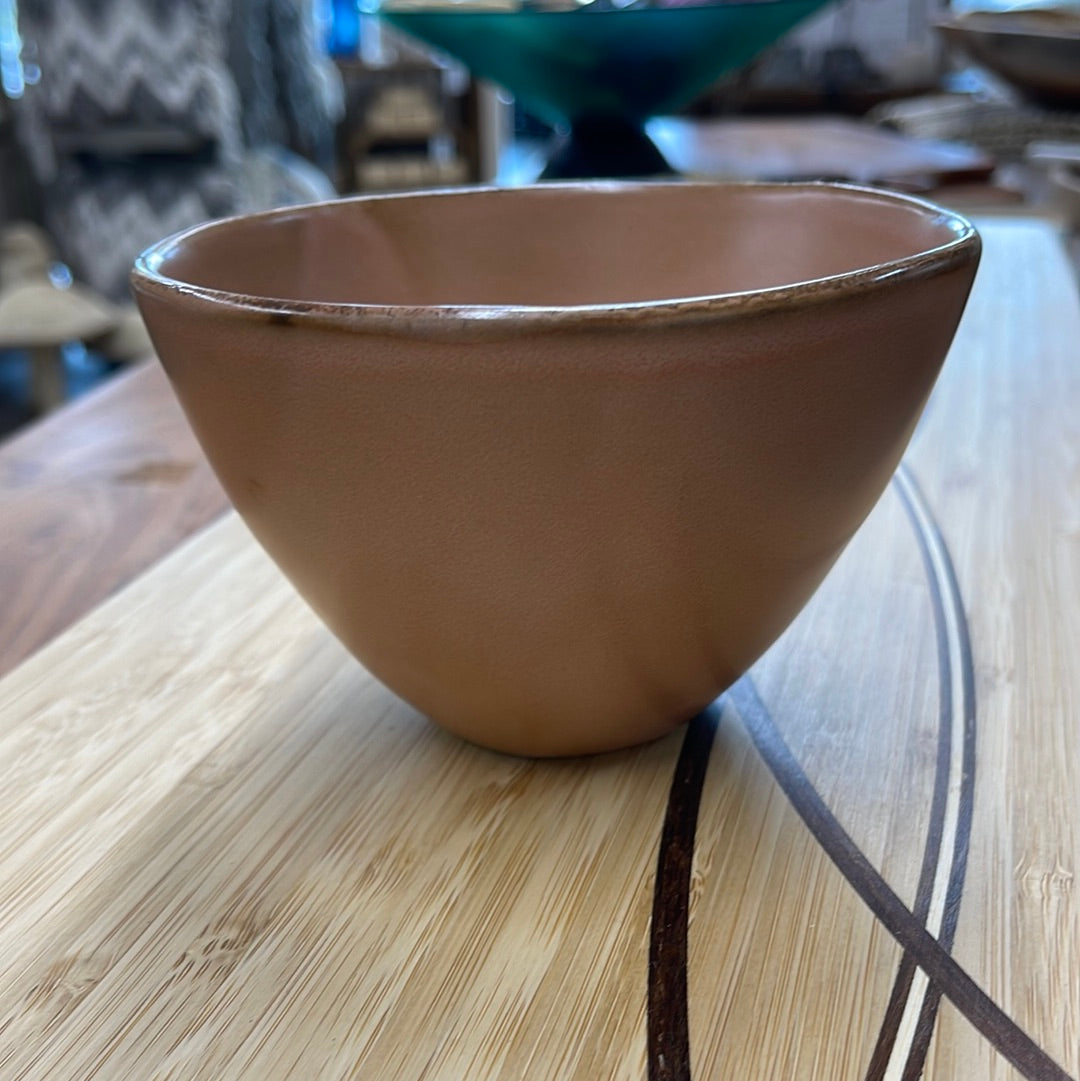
[380,0,831,178]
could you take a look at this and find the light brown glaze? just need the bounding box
[132,182,980,756]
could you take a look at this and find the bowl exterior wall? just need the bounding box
[135,240,977,755]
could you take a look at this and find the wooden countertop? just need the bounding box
[0,360,229,678]
[0,220,1078,1081]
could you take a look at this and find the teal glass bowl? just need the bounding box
[380,0,831,177]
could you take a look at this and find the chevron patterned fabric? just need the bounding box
[13,0,339,302]
[19,0,241,176]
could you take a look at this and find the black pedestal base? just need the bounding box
[540,118,673,181]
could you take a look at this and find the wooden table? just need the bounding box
[0,220,1078,1081]
[0,360,229,679]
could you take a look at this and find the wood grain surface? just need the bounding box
[0,361,229,679]
[0,219,1077,1080]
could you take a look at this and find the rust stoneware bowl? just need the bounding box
[132,182,980,756]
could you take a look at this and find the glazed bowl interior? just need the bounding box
[143,183,969,312]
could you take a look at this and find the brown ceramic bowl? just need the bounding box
[132,182,979,756]
[936,10,1080,109]
[1049,161,1080,228]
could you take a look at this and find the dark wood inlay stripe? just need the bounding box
[731,676,1074,1081]
[865,466,972,1078]
[647,705,720,1081]
[647,464,1069,1081]
[891,466,979,1077]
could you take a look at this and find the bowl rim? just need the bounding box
[131,180,980,339]
[935,11,1080,42]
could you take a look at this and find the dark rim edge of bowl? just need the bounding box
[130,181,982,340]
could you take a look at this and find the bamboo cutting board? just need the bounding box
[0,220,1078,1081]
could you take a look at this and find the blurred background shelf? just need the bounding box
[1,0,1079,435]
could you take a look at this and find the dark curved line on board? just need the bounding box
[863,465,973,1078]
[646,466,1074,1081]
[647,704,720,1081]
[731,673,1073,1081]
[877,465,979,1081]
